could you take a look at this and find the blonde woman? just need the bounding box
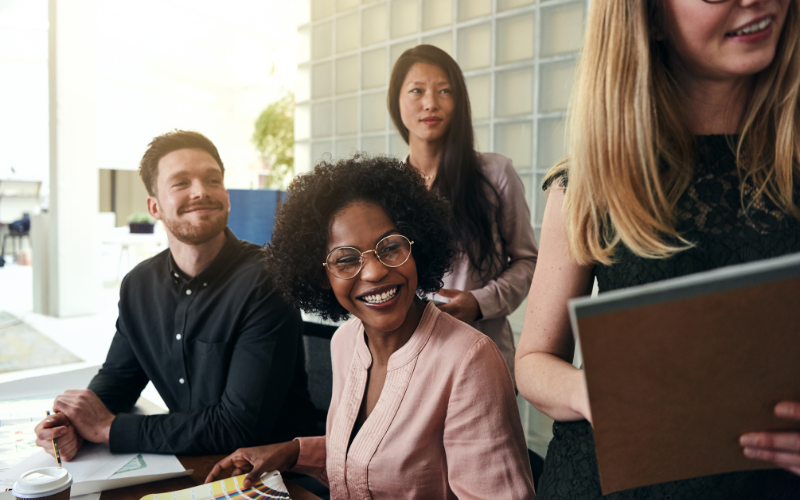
[516,0,800,499]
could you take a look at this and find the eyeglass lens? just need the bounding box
[326,235,411,279]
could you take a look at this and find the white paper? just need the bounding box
[0,444,188,496]
[71,470,192,497]
[0,367,187,497]
[0,397,56,472]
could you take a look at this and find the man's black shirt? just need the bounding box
[88,228,316,454]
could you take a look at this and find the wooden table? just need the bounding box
[100,455,321,500]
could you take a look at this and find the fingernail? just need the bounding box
[740,435,756,446]
[775,402,796,418]
[743,447,758,458]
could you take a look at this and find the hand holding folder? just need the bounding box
[569,252,800,494]
[740,401,800,476]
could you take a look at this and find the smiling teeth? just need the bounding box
[733,17,771,36]
[362,287,398,304]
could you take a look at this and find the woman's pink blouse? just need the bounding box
[292,303,535,499]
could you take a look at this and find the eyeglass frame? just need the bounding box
[701,0,731,3]
[322,234,415,280]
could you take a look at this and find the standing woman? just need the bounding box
[388,45,538,379]
[516,0,800,499]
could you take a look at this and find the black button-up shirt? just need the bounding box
[88,228,315,454]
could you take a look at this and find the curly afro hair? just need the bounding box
[266,153,456,322]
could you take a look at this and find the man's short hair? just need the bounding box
[139,130,225,196]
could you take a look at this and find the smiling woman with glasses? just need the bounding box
[205,154,535,499]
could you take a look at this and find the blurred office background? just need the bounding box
[0,0,587,458]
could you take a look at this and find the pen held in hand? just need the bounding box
[45,410,62,467]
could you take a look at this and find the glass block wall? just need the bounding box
[295,0,589,457]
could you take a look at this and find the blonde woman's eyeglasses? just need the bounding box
[323,234,414,280]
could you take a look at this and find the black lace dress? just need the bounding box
[538,136,800,500]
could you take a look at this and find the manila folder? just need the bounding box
[569,252,800,494]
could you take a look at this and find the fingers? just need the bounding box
[741,432,800,453]
[52,397,74,417]
[776,401,800,420]
[205,455,234,484]
[743,446,800,469]
[742,430,800,473]
[242,460,266,490]
[35,426,82,461]
[36,425,68,442]
[58,430,83,462]
[438,302,457,313]
[437,288,458,298]
[45,413,70,427]
[35,437,57,457]
[35,424,69,456]
[35,413,70,435]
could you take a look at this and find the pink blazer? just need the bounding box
[292,303,535,499]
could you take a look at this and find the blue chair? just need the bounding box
[0,214,31,266]
[226,189,283,246]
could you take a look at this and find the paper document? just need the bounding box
[0,443,189,496]
[0,397,56,472]
[140,472,290,500]
[569,251,800,494]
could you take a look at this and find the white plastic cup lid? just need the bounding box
[11,468,72,499]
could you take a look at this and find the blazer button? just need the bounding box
[176,334,182,340]
[185,289,192,295]
[179,378,185,384]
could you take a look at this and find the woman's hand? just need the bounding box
[437,288,481,323]
[740,401,800,476]
[205,441,301,488]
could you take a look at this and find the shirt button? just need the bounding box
[179,378,185,384]
[203,283,208,287]
[185,289,192,295]
[176,334,182,340]
[174,273,179,278]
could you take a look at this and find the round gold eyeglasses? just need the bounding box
[323,234,414,280]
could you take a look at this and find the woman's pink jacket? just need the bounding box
[292,303,535,499]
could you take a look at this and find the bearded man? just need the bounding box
[34,130,315,456]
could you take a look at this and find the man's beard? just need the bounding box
[162,205,228,245]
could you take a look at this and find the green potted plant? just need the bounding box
[128,212,155,233]
[252,93,294,188]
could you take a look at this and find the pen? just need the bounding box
[45,411,62,467]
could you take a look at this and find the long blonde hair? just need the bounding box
[547,0,800,266]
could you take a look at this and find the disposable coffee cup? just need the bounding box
[11,468,72,500]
